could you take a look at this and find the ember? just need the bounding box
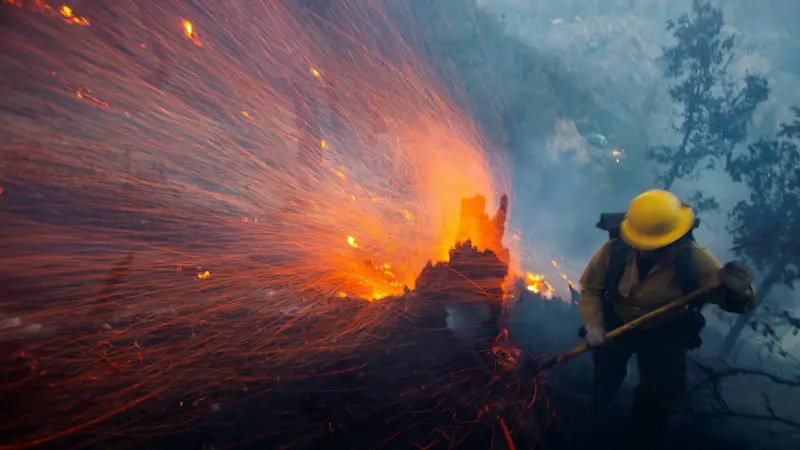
[181,19,202,46]
[610,147,625,164]
[59,5,89,26]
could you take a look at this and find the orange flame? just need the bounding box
[525,272,555,299]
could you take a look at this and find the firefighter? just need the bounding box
[578,189,757,444]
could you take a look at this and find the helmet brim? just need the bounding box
[619,205,695,250]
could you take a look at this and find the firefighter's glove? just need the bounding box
[584,325,606,347]
[719,261,753,301]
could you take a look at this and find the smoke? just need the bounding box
[473,0,799,299]
[472,2,800,447]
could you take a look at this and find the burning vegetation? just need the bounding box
[0,1,566,448]
[525,272,556,299]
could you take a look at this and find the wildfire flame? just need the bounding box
[0,0,511,445]
[525,272,556,299]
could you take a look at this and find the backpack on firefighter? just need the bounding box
[584,212,706,349]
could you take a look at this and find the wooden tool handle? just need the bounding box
[541,281,722,371]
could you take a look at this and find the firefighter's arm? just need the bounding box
[578,241,613,328]
[693,247,757,313]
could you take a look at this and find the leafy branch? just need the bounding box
[649,0,769,210]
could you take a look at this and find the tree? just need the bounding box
[718,107,800,358]
[649,0,769,209]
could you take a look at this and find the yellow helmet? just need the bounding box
[620,189,695,250]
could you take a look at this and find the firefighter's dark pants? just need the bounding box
[590,317,689,440]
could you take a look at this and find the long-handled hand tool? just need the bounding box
[528,281,722,376]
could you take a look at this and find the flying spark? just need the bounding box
[59,4,89,25]
[182,19,202,46]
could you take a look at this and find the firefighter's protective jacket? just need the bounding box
[578,241,757,329]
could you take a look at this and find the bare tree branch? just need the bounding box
[677,409,800,428]
[679,357,800,430]
[688,358,800,392]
